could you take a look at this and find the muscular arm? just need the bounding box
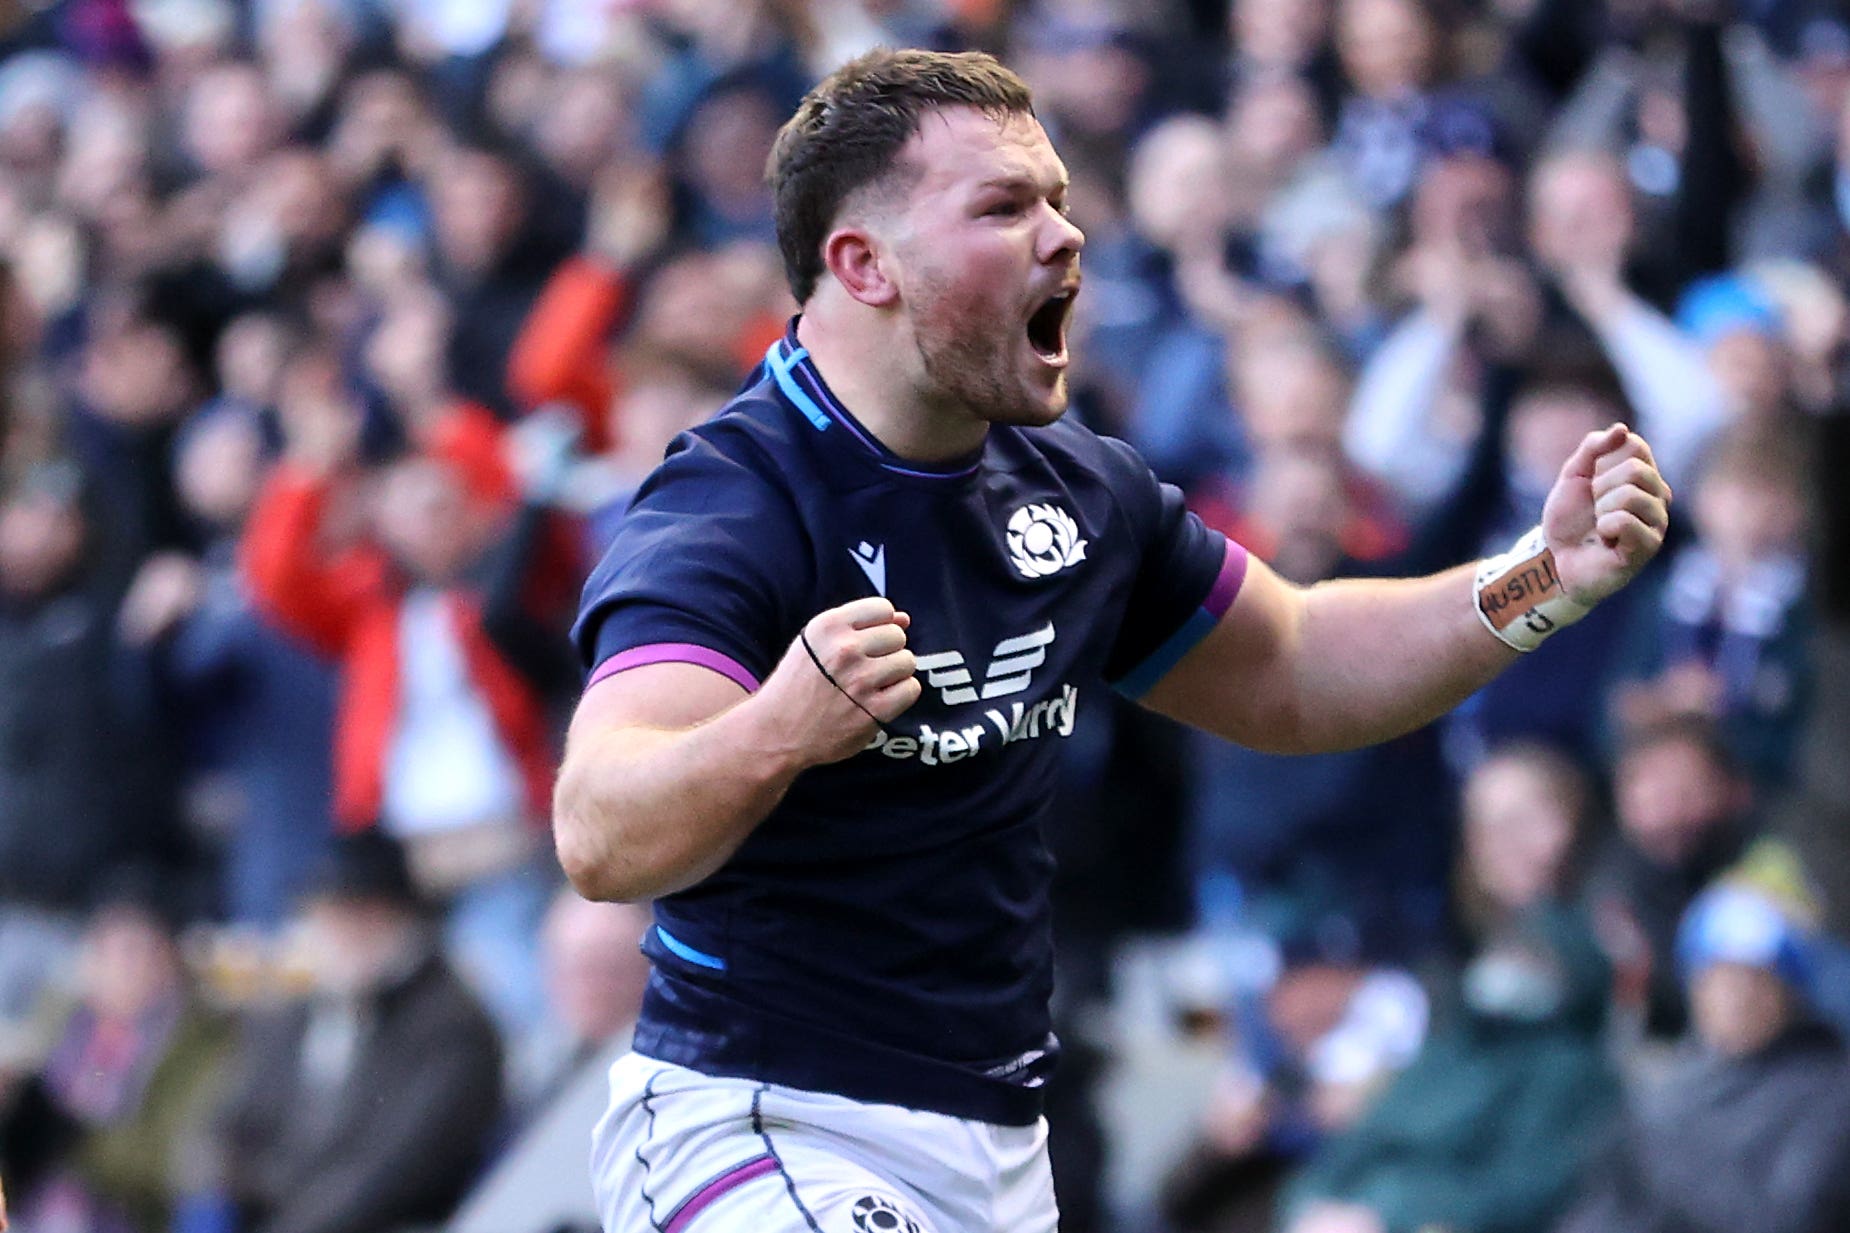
[553,599,922,902]
[1146,425,1671,753]
[554,665,803,901]
[1143,558,1512,754]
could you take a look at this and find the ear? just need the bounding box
[821,226,900,308]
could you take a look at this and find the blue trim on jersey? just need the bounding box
[768,326,983,480]
[1113,605,1218,699]
[655,925,727,971]
[764,341,832,431]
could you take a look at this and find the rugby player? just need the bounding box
[555,48,1671,1233]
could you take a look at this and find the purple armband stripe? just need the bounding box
[662,1154,780,1232]
[588,643,761,694]
[1202,540,1249,619]
[1112,539,1250,699]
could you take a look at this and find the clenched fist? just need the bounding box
[1545,424,1673,607]
[757,598,923,765]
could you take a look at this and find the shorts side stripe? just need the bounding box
[753,1086,824,1233]
[663,1154,779,1233]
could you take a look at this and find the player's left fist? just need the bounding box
[1543,423,1672,607]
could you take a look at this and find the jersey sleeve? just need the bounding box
[1097,436,1249,697]
[571,429,810,693]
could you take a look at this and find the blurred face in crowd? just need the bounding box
[681,87,782,214]
[1412,154,1515,257]
[373,457,483,584]
[56,99,148,219]
[330,69,430,181]
[1233,0,1331,71]
[1337,0,1437,99]
[542,894,652,1046]
[80,906,182,1022]
[1506,385,1613,491]
[874,107,1085,427]
[216,312,293,408]
[79,317,196,427]
[538,70,630,186]
[1022,36,1149,138]
[300,897,421,998]
[256,148,348,254]
[630,245,782,375]
[429,147,525,276]
[1228,77,1325,187]
[1127,115,1231,253]
[1235,333,1351,453]
[1463,751,1581,916]
[183,62,281,178]
[606,361,728,475]
[1528,153,1635,276]
[177,411,265,531]
[1615,734,1745,868]
[1246,448,1351,584]
[1691,961,1793,1057]
[1707,329,1789,421]
[0,488,85,602]
[1692,463,1806,573]
[365,288,452,417]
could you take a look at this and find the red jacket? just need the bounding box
[240,463,554,832]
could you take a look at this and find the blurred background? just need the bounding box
[1,0,1849,1230]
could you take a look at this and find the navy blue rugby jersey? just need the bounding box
[572,323,1247,1126]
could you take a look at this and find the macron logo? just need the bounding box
[913,622,1056,706]
[850,541,886,596]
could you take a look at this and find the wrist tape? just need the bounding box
[1474,526,1590,652]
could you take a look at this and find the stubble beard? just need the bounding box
[909,286,1067,429]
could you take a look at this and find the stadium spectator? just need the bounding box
[1188,445,1454,963]
[1161,925,1427,1233]
[1587,717,1754,1041]
[240,346,559,1037]
[202,832,504,1233]
[1611,422,1813,786]
[0,463,181,1020]
[1280,902,1618,1233]
[1558,884,1850,1233]
[117,404,338,931]
[446,891,652,1233]
[0,872,231,1233]
[1454,742,1592,947]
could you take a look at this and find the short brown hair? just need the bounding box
[766,48,1035,302]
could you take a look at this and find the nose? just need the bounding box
[1038,204,1085,264]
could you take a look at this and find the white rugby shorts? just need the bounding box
[591,1052,1058,1233]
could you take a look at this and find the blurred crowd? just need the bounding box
[1,0,1849,1231]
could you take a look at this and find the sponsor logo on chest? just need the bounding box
[867,621,1080,765]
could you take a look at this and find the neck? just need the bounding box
[796,310,989,464]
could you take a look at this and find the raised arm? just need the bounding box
[553,598,923,902]
[1142,425,1671,752]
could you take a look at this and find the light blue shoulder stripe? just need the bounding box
[764,341,830,431]
[655,924,727,971]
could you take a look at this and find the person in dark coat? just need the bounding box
[203,833,504,1233]
[1558,883,1850,1233]
[1280,903,1619,1233]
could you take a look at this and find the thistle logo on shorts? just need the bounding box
[1006,503,1087,579]
[849,1194,921,1233]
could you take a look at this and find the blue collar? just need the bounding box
[764,320,984,480]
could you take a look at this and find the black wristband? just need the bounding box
[799,628,893,736]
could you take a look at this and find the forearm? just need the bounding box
[554,693,812,902]
[1284,565,1515,752]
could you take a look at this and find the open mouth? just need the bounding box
[1026,288,1077,364]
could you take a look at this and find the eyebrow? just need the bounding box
[977,175,1070,195]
